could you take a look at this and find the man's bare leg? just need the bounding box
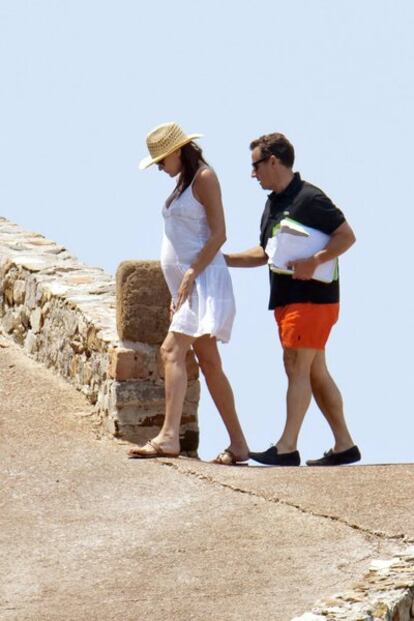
[276,348,318,453]
[310,350,355,452]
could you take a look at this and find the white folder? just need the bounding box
[265,218,338,283]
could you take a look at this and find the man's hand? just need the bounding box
[288,256,319,280]
[288,221,356,280]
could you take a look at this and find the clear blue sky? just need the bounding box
[1,1,413,463]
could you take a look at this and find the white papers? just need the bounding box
[265,218,338,283]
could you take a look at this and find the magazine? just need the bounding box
[265,218,337,283]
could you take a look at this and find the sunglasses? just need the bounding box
[158,158,166,167]
[251,155,271,171]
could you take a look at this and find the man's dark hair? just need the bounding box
[250,133,295,168]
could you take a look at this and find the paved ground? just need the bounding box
[0,338,412,621]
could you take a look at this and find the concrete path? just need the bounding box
[0,338,412,621]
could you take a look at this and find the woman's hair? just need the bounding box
[176,142,208,194]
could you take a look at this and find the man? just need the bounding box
[226,133,360,466]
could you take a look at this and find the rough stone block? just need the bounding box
[116,405,197,428]
[0,258,13,280]
[181,402,198,420]
[185,380,201,404]
[25,277,41,309]
[180,427,199,452]
[2,309,19,334]
[13,280,26,304]
[24,330,37,355]
[108,348,153,381]
[114,406,151,426]
[113,420,198,454]
[3,280,14,306]
[30,307,42,333]
[110,380,165,409]
[116,261,170,344]
[112,422,160,444]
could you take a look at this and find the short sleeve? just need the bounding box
[299,195,346,235]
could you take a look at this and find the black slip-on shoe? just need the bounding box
[306,445,361,467]
[249,445,300,466]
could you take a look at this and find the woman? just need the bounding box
[128,122,249,464]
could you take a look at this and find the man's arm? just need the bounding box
[289,221,356,280]
[224,245,268,268]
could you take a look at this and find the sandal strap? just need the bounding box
[214,449,236,464]
[147,440,162,455]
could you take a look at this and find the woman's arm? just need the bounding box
[175,168,227,309]
[190,167,227,272]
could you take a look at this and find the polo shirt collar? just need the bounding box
[268,172,302,202]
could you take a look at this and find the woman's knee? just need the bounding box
[195,344,222,377]
[160,336,187,366]
[193,337,222,377]
[198,355,222,377]
[160,340,174,365]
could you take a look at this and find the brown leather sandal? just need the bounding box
[128,440,180,459]
[212,449,249,466]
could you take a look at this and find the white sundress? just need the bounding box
[160,168,236,343]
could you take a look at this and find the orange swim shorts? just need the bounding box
[274,303,339,350]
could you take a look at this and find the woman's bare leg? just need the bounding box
[130,331,194,456]
[193,335,249,459]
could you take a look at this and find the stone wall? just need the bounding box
[0,217,199,453]
[292,548,414,621]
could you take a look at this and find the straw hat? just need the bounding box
[139,122,203,170]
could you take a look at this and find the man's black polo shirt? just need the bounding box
[259,172,346,309]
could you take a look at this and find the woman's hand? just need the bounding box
[176,268,196,310]
[169,299,176,320]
